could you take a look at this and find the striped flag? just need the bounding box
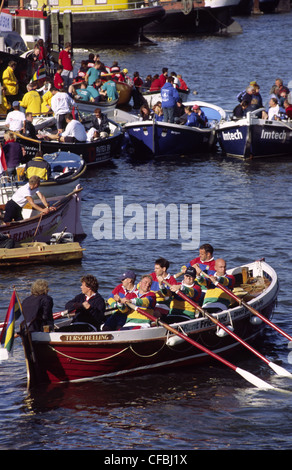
[31,63,47,82]
[0,290,22,359]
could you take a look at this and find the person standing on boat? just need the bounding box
[103,270,137,331]
[194,259,235,313]
[22,279,54,333]
[3,175,54,223]
[161,77,179,123]
[45,112,87,143]
[159,267,202,323]
[50,88,75,132]
[2,61,19,104]
[64,275,106,332]
[58,42,74,90]
[19,83,42,115]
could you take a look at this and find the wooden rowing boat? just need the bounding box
[19,259,279,387]
[0,241,84,266]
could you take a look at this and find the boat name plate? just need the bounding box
[60,333,113,342]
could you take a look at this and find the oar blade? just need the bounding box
[236,367,274,390]
[268,362,292,378]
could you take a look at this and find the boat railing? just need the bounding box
[48,0,160,13]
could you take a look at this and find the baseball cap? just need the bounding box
[120,270,136,281]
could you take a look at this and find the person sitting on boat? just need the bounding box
[76,82,93,102]
[54,65,65,90]
[86,53,96,68]
[4,101,25,132]
[149,74,161,92]
[110,61,120,73]
[22,279,54,333]
[77,60,88,81]
[19,83,42,115]
[25,150,51,181]
[3,175,54,223]
[91,108,110,136]
[181,243,216,275]
[45,112,87,143]
[153,104,164,121]
[101,79,119,102]
[50,88,75,132]
[159,267,202,323]
[139,104,152,121]
[120,274,157,329]
[192,104,208,128]
[2,61,19,105]
[262,97,281,121]
[87,79,105,103]
[85,61,102,86]
[174,98,185,123]
[283,99,292,119]
[194,259,235,313]
[232,100,249,120]
[23,112,37,140]
[149,257,178,317]
[251,82,263,108]
[161,77,179,123]
[2,131,24,179]
[183,106,199,127]
[132,71,144,109]
[64,274,106,332]
[236,85,254,106]
[177,74,189,93]
[103,270,138,331]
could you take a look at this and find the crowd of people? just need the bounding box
[233,78,292,120]
[21,243,238,334]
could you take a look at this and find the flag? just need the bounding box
[31,63,46,82]
[0,144,7,174]
[0,290,22,356]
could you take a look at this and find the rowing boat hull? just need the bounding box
[0,241,84,266]
[0,188,85,244]
[20,260,279,387]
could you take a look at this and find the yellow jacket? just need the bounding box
[41,90,53,113]
[2,66,19,96]
[19,90,42,114]
[0,96,11,115]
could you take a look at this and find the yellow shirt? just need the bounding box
[19,90,42,114]
[0,96,11,116]
[41,90,53,113]
[2,66,19,96]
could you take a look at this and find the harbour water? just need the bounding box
[1,12,292,453]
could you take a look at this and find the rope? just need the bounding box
[48,344,129,362]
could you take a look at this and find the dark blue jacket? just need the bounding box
[161,83,179,108]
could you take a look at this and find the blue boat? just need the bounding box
[216,109,292,159]
[123,101,226,158]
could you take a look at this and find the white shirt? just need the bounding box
[5,110,26,131]
[62,119,87,142]
[12,183,40,207]
[51,92,75,115]
[86,127,97,141]
[268,104,280,120]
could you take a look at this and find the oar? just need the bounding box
[125,301,275,390]
[199,269,292,343]
[162,280,292,378]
